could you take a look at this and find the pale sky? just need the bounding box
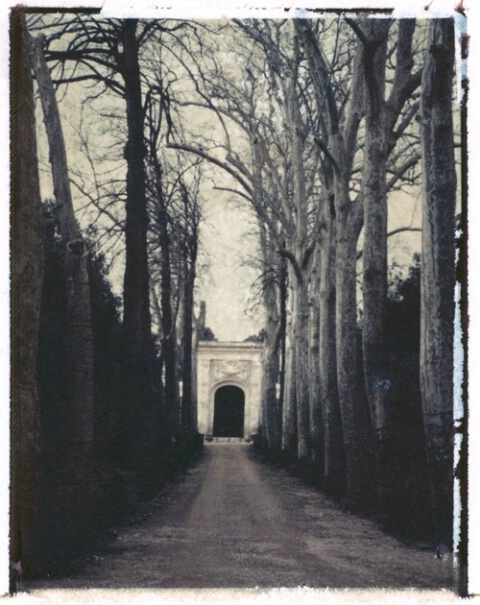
[31,15,432,344]
[197,194,265,342]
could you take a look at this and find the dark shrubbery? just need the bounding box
[359,254,431,540]
[199,326,217,341]
[36,204,127,569]
[37,205,69,457]
[34,203,203,574]
[382,254,432,541]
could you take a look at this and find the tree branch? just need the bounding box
[212,186,252,204]
[357,226,421,259]
[278,247,303,283]
[344,18,369,47]
[387,154,420,190]
[166,143,253,196]
[313,136,340,173]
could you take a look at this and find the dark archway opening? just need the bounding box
[213,385,245,438]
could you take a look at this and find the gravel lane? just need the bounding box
[24,442,454,591]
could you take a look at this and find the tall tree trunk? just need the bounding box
[286,68,311,462]
[192,300,206,431]
[121,19,151,361]
[296,20,366,497]
[318,193,345,493]
[155,178,178,433]
[262,332,281,452]
[250,133,283,454]
[29,32,94,465]
[361,20,391,514]
[295,271,311,462]
[181,250,196,431]
[335,178,370,509]
[117,20,156,468]
[419,17,456,552]
[282,283,297,460]
[10,13,45,579]
[260,225,282,453]
[309,249,323,466]
[278,255,287,433]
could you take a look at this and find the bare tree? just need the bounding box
[30,16,196,470]
[148,153,203,433]
[178,179,202,431]
[317,159,345,493]
[296,18,368,505]
[29,31,94,465]
[145,70,204,433]
[258,223,284,453]
[165,22,293,454]
[308,246,323,466]
[350,17,421,514]
[192,299,207,430]
[419,17,456,554]
[226,20,324,463]
[298,16,423,507]
[147,135,179,433]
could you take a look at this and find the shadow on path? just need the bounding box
[24,443,454,591]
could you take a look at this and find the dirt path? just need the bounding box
[24,443,454,592]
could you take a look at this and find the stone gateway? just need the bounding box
[196,341,263,439]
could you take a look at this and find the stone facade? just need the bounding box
[196,341,263,438]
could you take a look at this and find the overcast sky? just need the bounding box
[31,15,429,345]
[197,186,264,342]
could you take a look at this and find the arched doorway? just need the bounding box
[213,385,245,438]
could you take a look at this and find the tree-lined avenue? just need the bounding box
[26,444,453,591]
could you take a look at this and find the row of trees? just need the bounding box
[11,11,460,580]
[11,13,208,578]
[165,18,459,554]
